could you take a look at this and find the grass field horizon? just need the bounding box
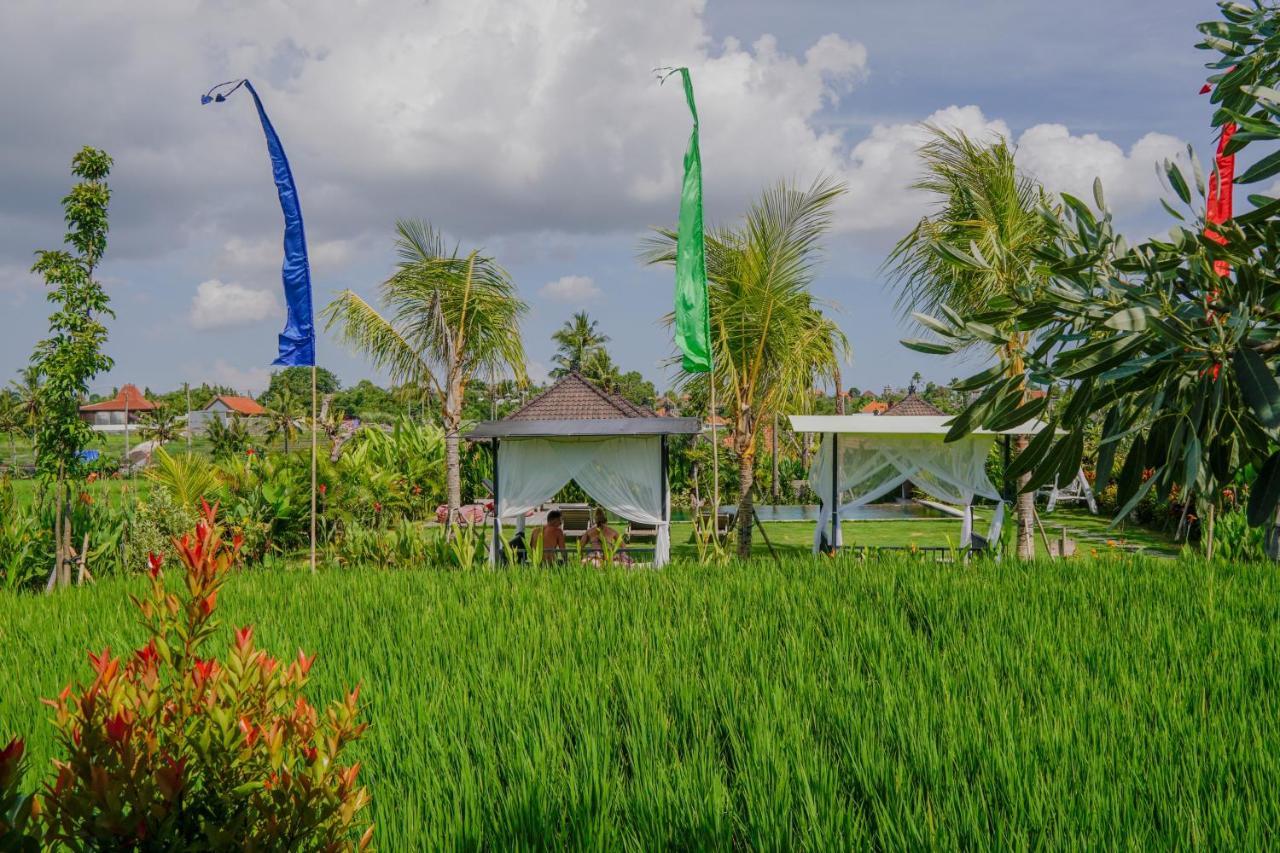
[2,555,1275,848]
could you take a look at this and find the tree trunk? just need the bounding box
[834,365,845,415]
[734,409,755,559]
[1014,433,1035,560]
[770,413,780,504]
[736,447,755,559]
[443,374,464,527]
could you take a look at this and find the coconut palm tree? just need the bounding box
[643,178,850,557]
[9,367,41,454]
[263,386,304,454]
[323,219,528,521]
[551,312,610,376]
[0,392,22,469]
[138,404,181,446]
[884,125,1054,559]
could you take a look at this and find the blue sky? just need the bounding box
[0,0,1227,397]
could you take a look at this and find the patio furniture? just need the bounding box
[556,504,592,540]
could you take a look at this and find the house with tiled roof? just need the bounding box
[189,394,267,434]
[859,400,889,415]
[881,393,945,417]
[79,384,157,431]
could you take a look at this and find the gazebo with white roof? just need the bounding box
[467,372,700,566]
[789,399,1052,554]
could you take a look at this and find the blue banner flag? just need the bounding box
[202,79,315,366]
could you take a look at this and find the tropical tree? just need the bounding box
[323,219,528,521]
[644,178,849,557]
[137,404,181,445]
[0,394,22,469]
[885,127,1054,558]
[263,386,304,454]
[551,312,610,377]
[206,414,251,459]
[9,367,41,451]
[907,1,1280,558]
[30,147,114,587]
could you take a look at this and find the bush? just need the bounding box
[0,736,39,850]
[124,487,195,575]
[38,501,373,849]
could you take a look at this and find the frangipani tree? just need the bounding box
[324,220,528,522]
[902,1,1280,555]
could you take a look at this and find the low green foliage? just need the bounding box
[2,556,1276,848]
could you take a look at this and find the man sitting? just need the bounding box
[530,509,566,561]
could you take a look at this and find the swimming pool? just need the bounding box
[670,503,956,522]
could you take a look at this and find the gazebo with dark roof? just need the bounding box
[467,372,699,565]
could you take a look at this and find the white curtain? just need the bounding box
[495,436,670,565]
[808,433,1005,552]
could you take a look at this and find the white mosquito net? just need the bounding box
[807,432,1004,552]
[495,436,670,565]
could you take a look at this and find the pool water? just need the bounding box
[670,503,955,522]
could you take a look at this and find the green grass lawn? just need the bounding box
[1,556,1275,848]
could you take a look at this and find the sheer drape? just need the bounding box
[495,436,670,565]
[807,433,1004,552]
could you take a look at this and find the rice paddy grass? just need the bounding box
[1,553,1274,848]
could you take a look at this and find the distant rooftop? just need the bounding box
[881,393,945,417]
[79,384,157,413]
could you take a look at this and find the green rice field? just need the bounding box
[1,555,1276,848]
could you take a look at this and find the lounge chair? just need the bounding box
[556,505,592,540]
[626,520,658,540]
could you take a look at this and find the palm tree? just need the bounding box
[884,126,1054,559]
[0,393,22,469]
[263,386,304,454]
[138,404,181,446]
[551,312,610,377]
[643,178,850,557]
[9,367,41,456]
[323,219,528,520]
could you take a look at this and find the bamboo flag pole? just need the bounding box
[310,364,318,574]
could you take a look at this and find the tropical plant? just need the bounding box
[0,735,39,851]
[123,486,196,575]
[263,386,304,454]
[886,127,1055,558]
[144,447,222,509]
[206,413,252,459]
[903,2,1280,556]
[39,502,373,849]
[643,178,850,557]
[137,403,181,445]
[551,312,610,375]
[0,394,23,470]
[0,476,53,591]
[29,147,115,587]
[323,219,528,524]
[9,367,42,452]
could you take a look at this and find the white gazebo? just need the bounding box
[789,406,1053,554]
[467,372,700,566]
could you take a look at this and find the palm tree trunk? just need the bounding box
[736,446,755,559]
[734,410,755,558]
[834,365,845,415]
[443,375,464,524]
[1014,433,1035,559]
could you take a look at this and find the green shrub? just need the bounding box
[124,487,195,574]
[39,502,373,849]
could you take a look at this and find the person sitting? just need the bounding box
[530,510,566,562]
[583,508,632,566]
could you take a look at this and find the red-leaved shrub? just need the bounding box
[39,500,373,850]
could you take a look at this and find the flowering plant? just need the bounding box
[39,500,372,849]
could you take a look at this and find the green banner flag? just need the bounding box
[672,68,712,373]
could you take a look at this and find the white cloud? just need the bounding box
[208,359,272,395]
[539,274,601,303]
[1015,125,1184,211]
[220,237,357,272]
[188,279,281,330]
